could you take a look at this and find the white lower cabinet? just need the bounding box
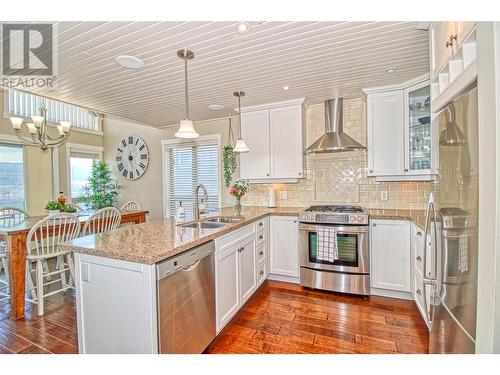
[270,216,299,278]
[239,235,257,305]
[370,219,411,293]
[215,218,269,333]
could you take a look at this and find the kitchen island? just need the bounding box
[59,206,301,354]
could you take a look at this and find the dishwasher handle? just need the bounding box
[156,241,215,280]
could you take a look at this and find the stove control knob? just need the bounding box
[350,216,356,223]
[358,216,365,223]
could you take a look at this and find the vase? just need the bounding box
[234,196,242,213]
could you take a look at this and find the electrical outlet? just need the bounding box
[81,263,90,282]
[380,191,389,201]
[279,191,288,200]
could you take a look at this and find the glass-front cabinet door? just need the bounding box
[404,81,433,175]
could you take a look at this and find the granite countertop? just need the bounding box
[58,206,301,265]
[367,209,427,229]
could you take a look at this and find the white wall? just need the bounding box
[103,116,163,219]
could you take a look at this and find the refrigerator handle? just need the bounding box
[423,196,437,281]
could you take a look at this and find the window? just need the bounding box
[0,144,25,209]
[5,89,101,132]
[162,136,220,218]
[68,147,102,200]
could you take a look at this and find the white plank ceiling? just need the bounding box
[8,21,429,127]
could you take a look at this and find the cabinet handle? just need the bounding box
[258,222,263,227]
[259,251,264,256]
[416,256,422,262]
[417,231,422,236]
[404,168,409,172]
[446,34,457,47]
[417,289,422,295]
[259,235,264,240]
[369,169,373,173]
[266,173,270,176]
[298,172,302,176]
[372,223,377,227]
[260,270,264,275]
[293,220,297,224]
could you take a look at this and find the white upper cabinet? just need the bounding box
[240,109,270,179]
[239,99,305,182]
[367,91,405,177]
[364,74,437,181]
[429,22,477,112]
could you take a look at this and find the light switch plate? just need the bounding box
[380,191,389,201]
[279,191,288,200]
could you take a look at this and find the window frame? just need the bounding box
[0,135,27,211]
[66,143,104,202]
[161,134,222,218]
[3,89,103,135]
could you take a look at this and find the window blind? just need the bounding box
[6,89,101,132]
[164,139,220,218]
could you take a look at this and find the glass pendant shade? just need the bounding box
[60,121,72,133]
[26,122,37,134]
[175,119,199,138]
[10,117,23,130]
[233,138,250,153]
[31,115,44,129]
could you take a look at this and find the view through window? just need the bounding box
[0,144,25,209]
[70,151,100,200]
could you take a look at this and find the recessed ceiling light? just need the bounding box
[237,22,250,33]
[208,104,225,111]
[283,86,289,91]
[116,55,144,69]
[384,66,398,74]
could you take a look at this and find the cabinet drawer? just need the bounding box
[257,244,265,264]
[255,218,266,232]
[216,223,255,251]
[256,230,266,247]
[258,261,266,285]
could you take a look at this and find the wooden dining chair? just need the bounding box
[120,200,140,211]
[0,207,29,302]
[25,213,80,316]
[81,207,121,236]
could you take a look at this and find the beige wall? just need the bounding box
[243,99,434,210]
[103,116,164,219]
[0,89,103,215]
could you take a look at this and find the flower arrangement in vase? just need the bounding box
[228,179,249,212]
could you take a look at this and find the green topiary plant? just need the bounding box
[45,200,63,211]
[223,144,237,188]
[80,161,120,210]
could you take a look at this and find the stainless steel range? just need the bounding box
[299,205,370,296]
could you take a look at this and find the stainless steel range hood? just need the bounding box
[304,98,365,154]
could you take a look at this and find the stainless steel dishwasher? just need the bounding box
[156,241,216,354]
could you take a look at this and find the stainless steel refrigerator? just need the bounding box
[423,84,478,353]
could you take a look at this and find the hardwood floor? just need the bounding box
[205,281,429,354]
[0,277,428,354]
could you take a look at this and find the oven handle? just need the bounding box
[299,223,369,234]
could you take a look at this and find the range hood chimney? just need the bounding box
[304,98,365,154]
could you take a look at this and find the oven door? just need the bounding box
[300,223,369,274]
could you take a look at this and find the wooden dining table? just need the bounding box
[0,209,149,320]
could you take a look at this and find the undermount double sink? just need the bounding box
[179,216,243,229]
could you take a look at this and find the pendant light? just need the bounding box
[175,49,199,138]
[233,91,250,153]
[439,103,466,146]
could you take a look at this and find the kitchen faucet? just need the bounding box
[194,184,208,220]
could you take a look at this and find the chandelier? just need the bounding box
[9,103,71,151]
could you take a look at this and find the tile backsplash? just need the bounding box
[242,98,434,210]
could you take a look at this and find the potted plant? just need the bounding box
[45,200,63,216]
[228,179,250,212]
[80,161,120,210]
[62,204,77,213]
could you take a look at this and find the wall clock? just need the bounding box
[115,136,149,180]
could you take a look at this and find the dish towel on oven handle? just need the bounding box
[317,227,338,262]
